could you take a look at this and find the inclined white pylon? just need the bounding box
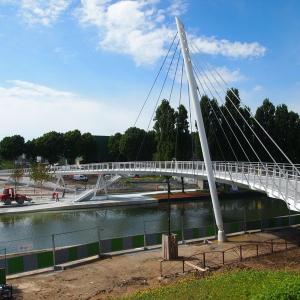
[175,17,226,242]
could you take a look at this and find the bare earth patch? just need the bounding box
[9,228,300,300]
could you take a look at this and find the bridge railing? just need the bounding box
[0,161,299,204]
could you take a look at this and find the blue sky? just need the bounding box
[0,0,299,140]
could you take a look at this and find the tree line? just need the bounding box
[0,130,98,165]
[108,89,300,163]
[1,88,299,165]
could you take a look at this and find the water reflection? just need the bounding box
[0,196,295,253]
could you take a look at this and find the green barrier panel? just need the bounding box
[279,217,289,227]
[246,220,261,231]
[68,246,78,262]
[206,225,215,236]
[37,251,53,269]
[87,242,99,256]
[111,238,123,252]
[8,256,24,274]
[229,222,241,233]
[156,233,162,244]
[0,268,6,284]
[192,228,200,239]
[132,235,144,248]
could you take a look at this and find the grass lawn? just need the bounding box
[125,270,300,300]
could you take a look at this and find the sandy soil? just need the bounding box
[8,228,300,300]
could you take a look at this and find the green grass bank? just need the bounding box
[125,270,300,300]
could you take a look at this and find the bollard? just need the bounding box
[52,234,56,269]
[97,227,102,258]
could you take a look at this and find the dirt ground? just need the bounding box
[8,228,300,300]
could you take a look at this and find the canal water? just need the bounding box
[0,195,295,254]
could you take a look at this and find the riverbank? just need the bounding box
[8,227,300,299]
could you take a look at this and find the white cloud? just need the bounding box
[190,35,266,59]
[0,80,137,139]
[11,0,72,26]
[75,0,177,65]
[1,0,266,64]
[253,85,263,92]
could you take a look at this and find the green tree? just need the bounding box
[10,166,24,193]
[154,99,176,160]
[0,135,25,160]
[108,133,123,161]
[254,99,276,161]
[80,133,98,163]
[175,104,191,160]
[119,127,146,161]
[35,131,65,164]
[63,130,82,164]
[24,139,38,161]
[29,163,51,196]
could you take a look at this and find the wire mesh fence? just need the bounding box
[0,213,299,257]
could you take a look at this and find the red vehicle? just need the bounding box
[0,188,31,205]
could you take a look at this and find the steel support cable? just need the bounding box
[165,50,181,161]
[175,60,184,160]
[197,60,297,210]
[134,32,178,127]
[193,69,239,162]
[191,41,299,177]
[202,60,300,176]
[187,83,195,160]
[194,69,243,185]
[136,40,180,160]
[191,54,288,203]
[192,62,251,164]
[195,57,288,179]
[192,56,272,191]
[168,50,181,105]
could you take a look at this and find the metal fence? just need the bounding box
[0,213,299,275]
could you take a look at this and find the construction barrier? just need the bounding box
[0,214,299,275]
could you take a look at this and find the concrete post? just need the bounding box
[176,17,226,242]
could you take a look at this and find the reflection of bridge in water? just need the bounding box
[1,17,299,242]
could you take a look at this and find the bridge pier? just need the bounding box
[181,177,185,193]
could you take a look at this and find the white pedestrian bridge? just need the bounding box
[1,161,299,212]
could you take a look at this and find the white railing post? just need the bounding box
[272,167,275,194]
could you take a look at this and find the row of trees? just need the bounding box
[109,89,300,163]
[1,88,299,165]
[0,130,98,164]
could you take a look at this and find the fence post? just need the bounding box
[239,245,242,261]
[181,208,185,245]
[256,244,259,256]
[143,221,147,250]
[222,251,225,265]
[97,227,102,258]
[203,252,206,268]
[52,234,56,269]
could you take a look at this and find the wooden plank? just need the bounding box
[184,261,207,272]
